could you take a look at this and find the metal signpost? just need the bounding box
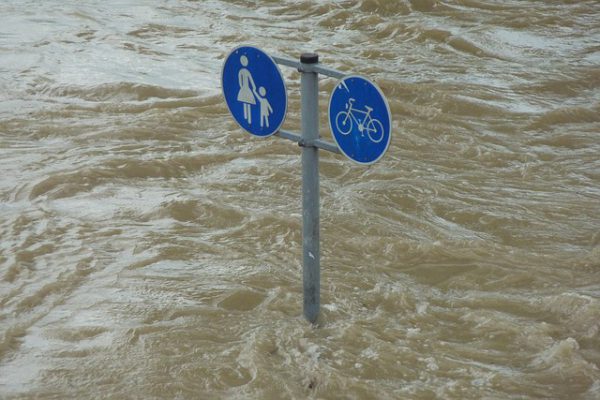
[221,46,392,323]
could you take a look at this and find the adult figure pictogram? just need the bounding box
[237,55,257,124]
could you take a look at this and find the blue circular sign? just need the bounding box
[328,76,392,165]
[222,46,287,137]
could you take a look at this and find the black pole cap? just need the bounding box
[300,53,319,64]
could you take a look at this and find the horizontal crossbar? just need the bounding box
[272,56,346,80]
[276,129,341,154]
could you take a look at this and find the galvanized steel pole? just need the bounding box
[300,53,320,324]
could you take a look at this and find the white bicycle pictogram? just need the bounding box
[335,98,384,143]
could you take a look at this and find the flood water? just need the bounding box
[1,0,599,398]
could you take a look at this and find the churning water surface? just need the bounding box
[1,0,599,398]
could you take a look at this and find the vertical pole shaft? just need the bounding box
[300,53,320,324]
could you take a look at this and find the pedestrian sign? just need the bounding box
[328,75,392,164]
[222,46,287,137]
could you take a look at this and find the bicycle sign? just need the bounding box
[328,75,392,164]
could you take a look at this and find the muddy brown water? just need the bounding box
[1,1,599,398]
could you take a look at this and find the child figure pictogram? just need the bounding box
[255,87,273,128]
